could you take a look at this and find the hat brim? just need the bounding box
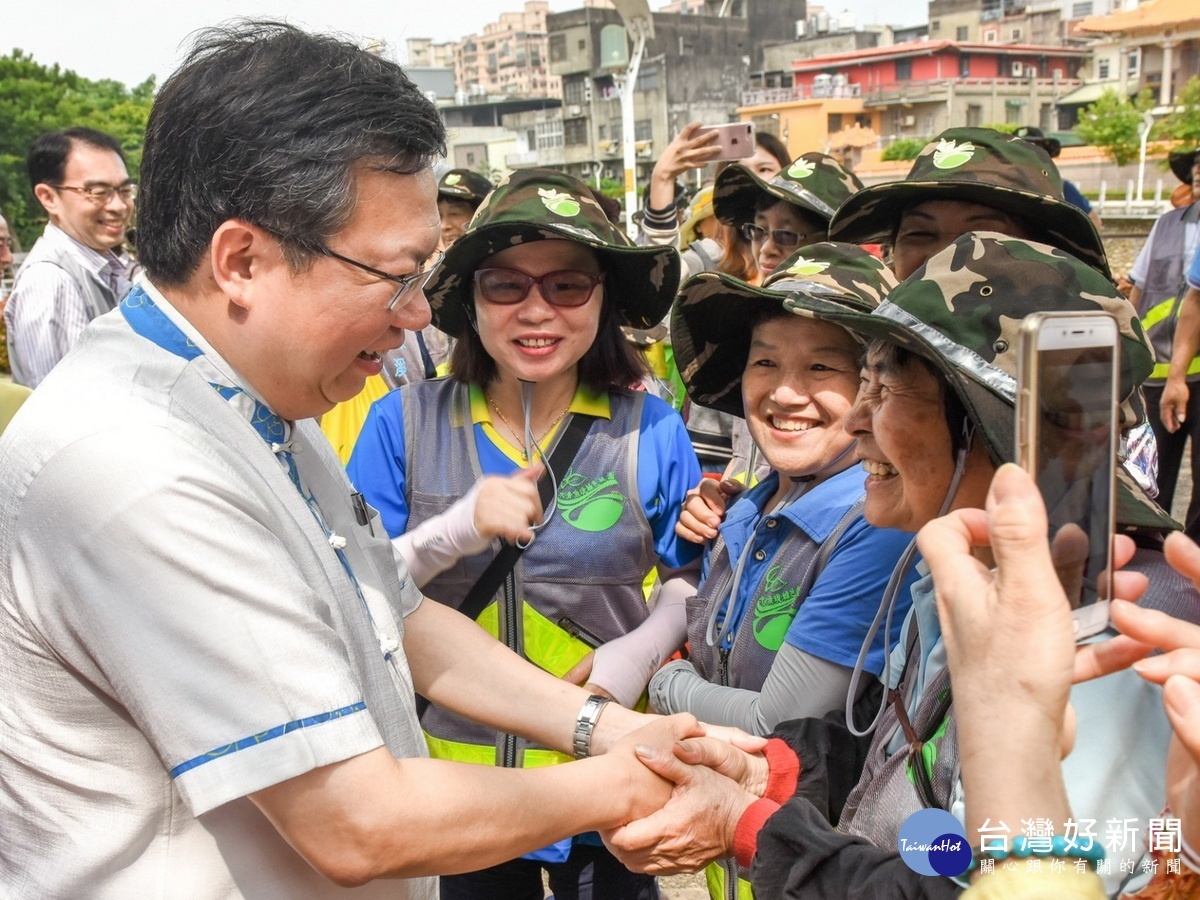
[671,270,863,417]
[713,166,835,229]
[424,221,680,337]
[828,180,1111,278]
[1170,150,1198,186]
[819,306,1179,533]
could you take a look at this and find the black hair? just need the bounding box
[27,127,126,191]
[755,132,791,171]
[136,20,446,284]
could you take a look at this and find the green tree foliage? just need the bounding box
[1157,75,1200,145]
[881,138,927,161]
[1076,87,1155,167]
[0,50,154,248]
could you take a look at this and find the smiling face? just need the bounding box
[246,166,440,420]
[891,199,1030,279]
[742,315,861,484]
[438,196,476,249]
[35,141,133,252]
[752,202,828,276]
[473,239,604,391]
[844,344,990,532]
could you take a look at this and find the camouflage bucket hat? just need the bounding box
[819,231,1174,532]
[827,127,1111,279]
[712,152,864,230]
[424,168,680,337]
[672,242,898,417]
[437,168,494,205]
[1169,148,1199,185]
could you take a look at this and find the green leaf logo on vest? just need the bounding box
[787,158,816,179]
[752,564,802,651]
[538,188,581,217]
[931,139,975,170]
[558,470,625,532]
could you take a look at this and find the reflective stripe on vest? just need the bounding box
[705,860,755,900]
[425,730,571,768]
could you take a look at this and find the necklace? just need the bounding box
[487,392,572,460]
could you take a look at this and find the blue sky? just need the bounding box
[7,0,929,89]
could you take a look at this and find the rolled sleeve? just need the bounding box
[13,428,385,815]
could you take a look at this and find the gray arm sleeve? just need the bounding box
[648,643,862,736]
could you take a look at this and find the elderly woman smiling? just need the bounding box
[602,232,1200,900]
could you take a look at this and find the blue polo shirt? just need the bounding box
[348,381,701,570]
[709,466,919,675]
[1189,237,1200,291]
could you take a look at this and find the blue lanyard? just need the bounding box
[119,286,400,662]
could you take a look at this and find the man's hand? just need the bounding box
[1162,379,1191,434]
[601,742,757,874]
[472,464,544,545]
[676,476,742,544]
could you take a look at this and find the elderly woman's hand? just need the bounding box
[675,476,742,544]
[471,464,544,545]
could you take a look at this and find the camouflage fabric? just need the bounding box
[437,168,493,205]
[820,231,1175,532]
[672,242,898,417]
[712,152,863,230]
[424,168,680,337]
[1169,147,1199,185]
[827,127,1111,278]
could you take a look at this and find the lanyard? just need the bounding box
[119,286,401,663]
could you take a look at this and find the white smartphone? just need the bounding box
[694,122,756,161]
[1016,311,1120,641]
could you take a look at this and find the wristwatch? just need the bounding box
[572,694,612,759]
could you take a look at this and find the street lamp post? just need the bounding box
[607,0,654,239]
[1136,111,1155,204]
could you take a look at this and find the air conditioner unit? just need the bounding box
[1024,66,1036,78]
[1011,61,1024,77]
[902,114,916,127]
[568,104,583,116]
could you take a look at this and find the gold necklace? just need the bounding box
[486,393,572,460]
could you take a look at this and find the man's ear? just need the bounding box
[209,220,280,312]
[33,183,59,217]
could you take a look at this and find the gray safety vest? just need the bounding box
[7,232,122,387]
[687,497,863,692]
[402,378,655,766]
[1135,203,1200,383]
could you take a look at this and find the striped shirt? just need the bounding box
[3,224,132,387]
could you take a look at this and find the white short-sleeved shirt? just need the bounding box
[0,284,435,899]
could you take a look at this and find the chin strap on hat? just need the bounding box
[843,420,976,738]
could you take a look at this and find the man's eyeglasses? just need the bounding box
[740,223,812,250]
[319,246,444,311]
[473,268,605,307]
[50,182,137,205]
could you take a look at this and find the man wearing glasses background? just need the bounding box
[4,127,136,387]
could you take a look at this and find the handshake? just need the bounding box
[598,715,774,875]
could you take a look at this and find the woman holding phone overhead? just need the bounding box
[348,169,701,900]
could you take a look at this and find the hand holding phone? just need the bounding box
[692,123,756,162]
[1016,312,1120,641]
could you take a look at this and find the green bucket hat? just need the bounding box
[424,168,680,337]
[712,152,864,229]
[818,231,1173,533]
[437,168,494,205]
[1169,148,1199,186]
[672,242,898,418]
[827,127,1111,279]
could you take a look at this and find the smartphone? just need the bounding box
[1016,311,1119,641]
[694,122,756,161]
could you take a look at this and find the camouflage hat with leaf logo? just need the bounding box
[424,168,680,337]
[712,152,864,230]
[819,231,1172,532]
[672,242,898,417]
[437,168,494,205]
[828,127,1110,278]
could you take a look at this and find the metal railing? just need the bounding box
[741,83,862,107]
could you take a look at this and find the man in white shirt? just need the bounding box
[3,126,135,387]
[0,22,720,900]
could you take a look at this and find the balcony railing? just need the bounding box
[859,76,1081,104]
[741,83,862,107]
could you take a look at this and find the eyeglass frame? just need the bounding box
[740,222,814,250]
[48,181,138,205]
[472,267,606,307]
[318,246,445,311]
